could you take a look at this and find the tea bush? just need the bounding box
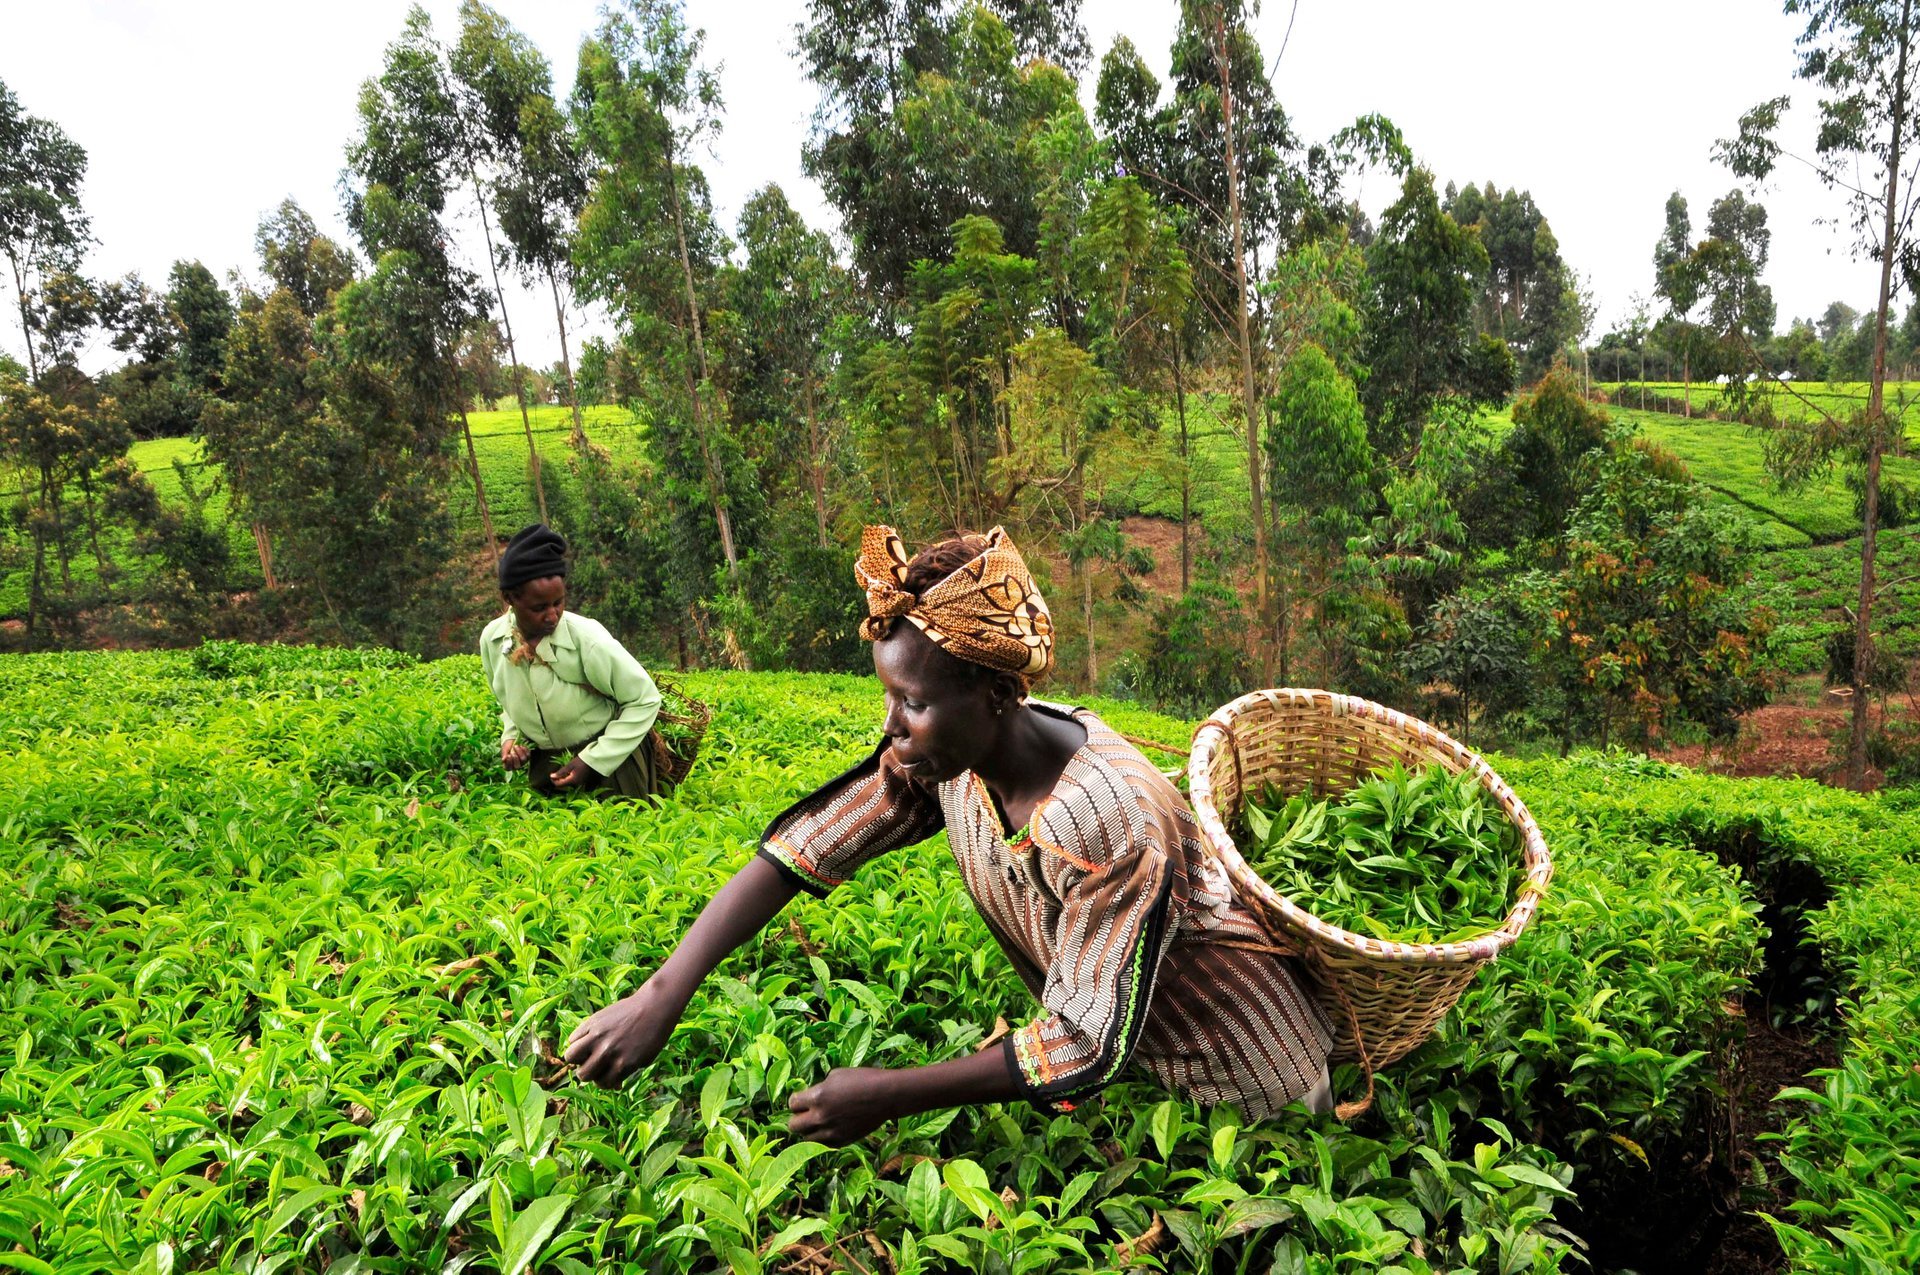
[1,648,1915,1273]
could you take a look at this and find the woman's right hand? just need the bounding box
[501,739,531,770]
[564,974,690,1089]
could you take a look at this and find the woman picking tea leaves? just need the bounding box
[481,524,668,800]
[565,527,1333,1142]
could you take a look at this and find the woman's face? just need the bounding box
[873,624,1011,785]
[507,576,566,641]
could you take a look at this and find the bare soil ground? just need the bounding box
[1659,680,1901,789]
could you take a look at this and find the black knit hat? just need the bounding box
[499,524,568,591]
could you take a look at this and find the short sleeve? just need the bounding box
[758,740,945,897]
[1007,768,1178,1112]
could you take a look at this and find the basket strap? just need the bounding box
[1117,731,1189,759]
[1206,937,1377,1119]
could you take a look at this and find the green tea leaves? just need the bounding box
[1243,763,1517,944]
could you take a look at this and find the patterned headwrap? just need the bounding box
[856,525,1054,679]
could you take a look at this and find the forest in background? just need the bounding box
[3,0,1919,784]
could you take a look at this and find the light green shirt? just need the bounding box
[479,610,663,776]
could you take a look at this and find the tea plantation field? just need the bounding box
[1597,382,1920,436]
[4,645,1919,1273]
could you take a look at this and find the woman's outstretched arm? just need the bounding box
[787,1044,1023,1146]
[565,854,799,1086]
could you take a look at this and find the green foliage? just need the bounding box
[1534,431,1776,745]
[201,271,463,652]
[0,369,149,640]
[797,0,1089,301]
[1402,585,1538,746]
[1129,577,1255,717]
[1363,168,1509,458]
[1469,368,1611,549]
[255,200,358,321]
[0,76,91,383]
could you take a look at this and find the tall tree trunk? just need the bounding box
[1683,347,1692,419]
[549,269,588,451]
[7,251,40,384]
[253,523,277,590]
[26,473,47,639]
[1173,332,1191,593]
[79,472,109,572]
[1847,4,1911,789]
[1082,564,1097,688]
[47,468,71,593]
[1212,13,1270,679]
[468,168,548,525]
[661,145,739,574]
[458,401,499,563]
[804,379,829,547]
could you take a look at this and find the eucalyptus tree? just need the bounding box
[1361,167,1506,460]
[727,184,845,547]
[1441,182,1582,378]
[796,0,1088,304]
[346,7,504,551]
[0,78,89,386]
[451,0,591,460]
[1696,189,1776,363]
[255,200,357,320]
[490,70,591,450]
[1652,191,1704,416]
[167,261,233,400]
[574,0,749,581]
[236,202,358,583]
[1721,0,1920,785]
[1091,1,1321,673]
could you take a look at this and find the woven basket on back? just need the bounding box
[648,678,712,790]
[1187,688,1552,1115]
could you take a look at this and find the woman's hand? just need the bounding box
[565,975,690,1088]
[550,757,596,788]
[501,740,531,770]
[788,1068,898,1147]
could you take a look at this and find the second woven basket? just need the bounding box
[1187,688,1553,1114]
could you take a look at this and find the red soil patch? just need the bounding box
[1658,691,1891,789]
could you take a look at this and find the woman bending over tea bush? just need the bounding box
[480,524,668,799]
[565,527,1334,1144]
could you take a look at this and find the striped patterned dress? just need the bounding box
[759,702,1334,1118]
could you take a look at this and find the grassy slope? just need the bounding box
[0,407,647,619]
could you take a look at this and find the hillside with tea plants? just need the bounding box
[3,647,1918,1273]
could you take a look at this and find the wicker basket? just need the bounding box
[648,678,712,790]
[1187,688,1552,1115]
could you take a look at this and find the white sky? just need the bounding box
[0,0,1893,375]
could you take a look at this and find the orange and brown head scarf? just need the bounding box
[856,525,1054,679]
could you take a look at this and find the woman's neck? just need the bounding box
[973,703,1087,816]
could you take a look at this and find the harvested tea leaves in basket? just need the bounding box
[1242,762,1516,945]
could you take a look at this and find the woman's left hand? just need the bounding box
[550,757,596,788]
[788,1068,896,1146]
